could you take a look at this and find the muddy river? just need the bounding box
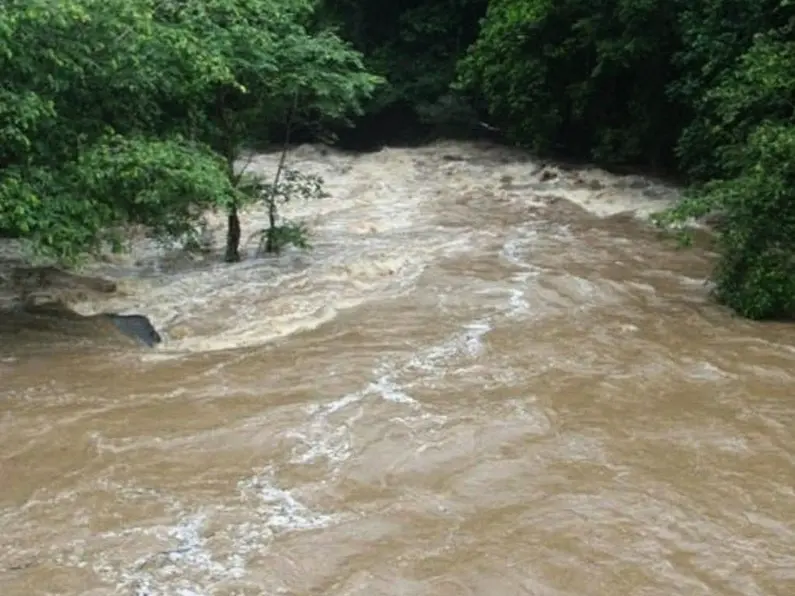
[1,141,794,595]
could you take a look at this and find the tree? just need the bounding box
[669,0,786,181]
[656,22,795,319]
[455,0,685,170]
[153,0,381,261]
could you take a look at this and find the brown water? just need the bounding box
[1,141,794,596]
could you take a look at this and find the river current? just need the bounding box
[1,141,794,595]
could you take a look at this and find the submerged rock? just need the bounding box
[104,313,162,347]
[1,265,117,309]
[2,301,162,349]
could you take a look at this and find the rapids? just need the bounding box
[1,141,793,596]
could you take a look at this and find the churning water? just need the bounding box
[1,141,794,596]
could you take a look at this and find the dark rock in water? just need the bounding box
[104,314,162,347]
[0,300,163,348]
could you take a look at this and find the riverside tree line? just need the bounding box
[1,0,793,319]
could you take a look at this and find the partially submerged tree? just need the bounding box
[154,0,382,262]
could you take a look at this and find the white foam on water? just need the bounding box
[506,285,531,318]
[367,373,419,406]
[83,471,345,595]
[0,140,697,595]
[88,251,432,355]
[500,233,538,269]
[285,316,503,468]
[238,469,339,532]
[284,313,499,480]
[287,372,420,468]
[405,319,492,374]
[31,139,681,360]
[82,512,241,596]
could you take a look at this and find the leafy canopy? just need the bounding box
[0,0,380,263]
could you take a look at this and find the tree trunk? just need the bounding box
[225,203,241,263]
[265,198,277,254]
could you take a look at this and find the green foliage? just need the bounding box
[706,123,795,319]
[262,221,313,253]
[670,0,786,180]
[74,135,239,240]
[152,0,380,260]
[0,136,237,263]
[0,0,379,264]
[0,0,236,261]
[238,167,330,255]
[457,0,684,166]
[658,24,795,319]
[5,0,795,320]
[156,0,381,153]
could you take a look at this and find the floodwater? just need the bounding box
[1,141,794,596]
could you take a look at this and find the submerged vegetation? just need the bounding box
[1,0,793,318]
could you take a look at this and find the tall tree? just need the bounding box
[153,0,381,261]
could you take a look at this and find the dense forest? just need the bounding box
[1,0,793,319]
